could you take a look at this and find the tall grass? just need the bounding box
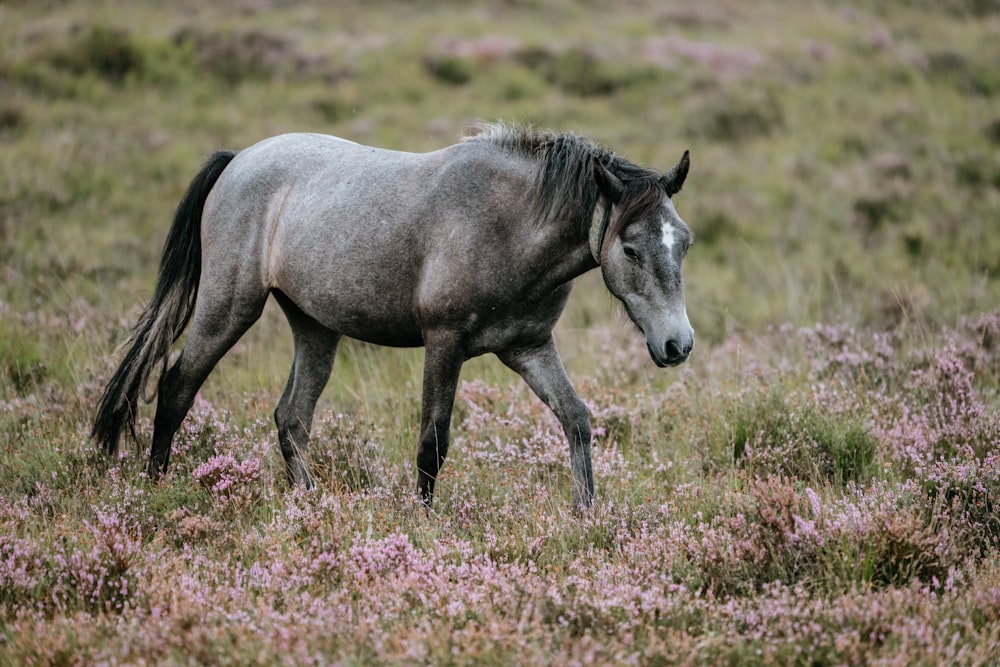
[2,0,999,663]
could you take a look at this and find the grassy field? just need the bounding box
[2,0,1000,664]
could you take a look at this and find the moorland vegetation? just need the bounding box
[1,0,999,663]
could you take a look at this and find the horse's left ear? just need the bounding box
[661,150,690,197]
[592,157,624,204]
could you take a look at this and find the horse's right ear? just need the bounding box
[660,150,690,197]
[592,157,624,204]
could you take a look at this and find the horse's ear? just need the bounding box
[592,157,624,204]
[661,150,690,197]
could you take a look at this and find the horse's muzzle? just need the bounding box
[648,335,693,368]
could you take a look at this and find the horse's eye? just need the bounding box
[623,246,639,263]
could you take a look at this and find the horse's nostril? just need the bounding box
[666,339,684,360]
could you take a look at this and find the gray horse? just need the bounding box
[92,123,694,508]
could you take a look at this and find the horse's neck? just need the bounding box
[527,211,600,290]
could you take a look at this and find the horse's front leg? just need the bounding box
[417,332,465,506]
[498,336,595,508]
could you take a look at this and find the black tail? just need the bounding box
[92,150,237,456]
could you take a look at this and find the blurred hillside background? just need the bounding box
[2,0,999,397]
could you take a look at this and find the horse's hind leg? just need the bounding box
[149,291,267,477]
[272,291,340,486]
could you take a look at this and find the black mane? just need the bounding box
[464,122,665,237]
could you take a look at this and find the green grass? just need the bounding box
[2,1,1000,664]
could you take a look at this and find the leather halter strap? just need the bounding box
[588,200,613,264]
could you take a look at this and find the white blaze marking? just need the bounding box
[661,198,682,252]
[661,221,676,251]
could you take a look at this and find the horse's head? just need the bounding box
[591,151,694,367]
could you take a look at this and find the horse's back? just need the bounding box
[199,133,457,345]
[197,132,550,348]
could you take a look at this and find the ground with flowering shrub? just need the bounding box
[3,1,1000,665]
[2,316,999,664]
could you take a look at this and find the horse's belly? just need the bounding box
[462,313,557,357]
[300,296,424,347]
[271,241,425,346]
[339,318,424,347]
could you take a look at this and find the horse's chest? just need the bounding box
[417,251,573,355]
[460,287,571,357]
